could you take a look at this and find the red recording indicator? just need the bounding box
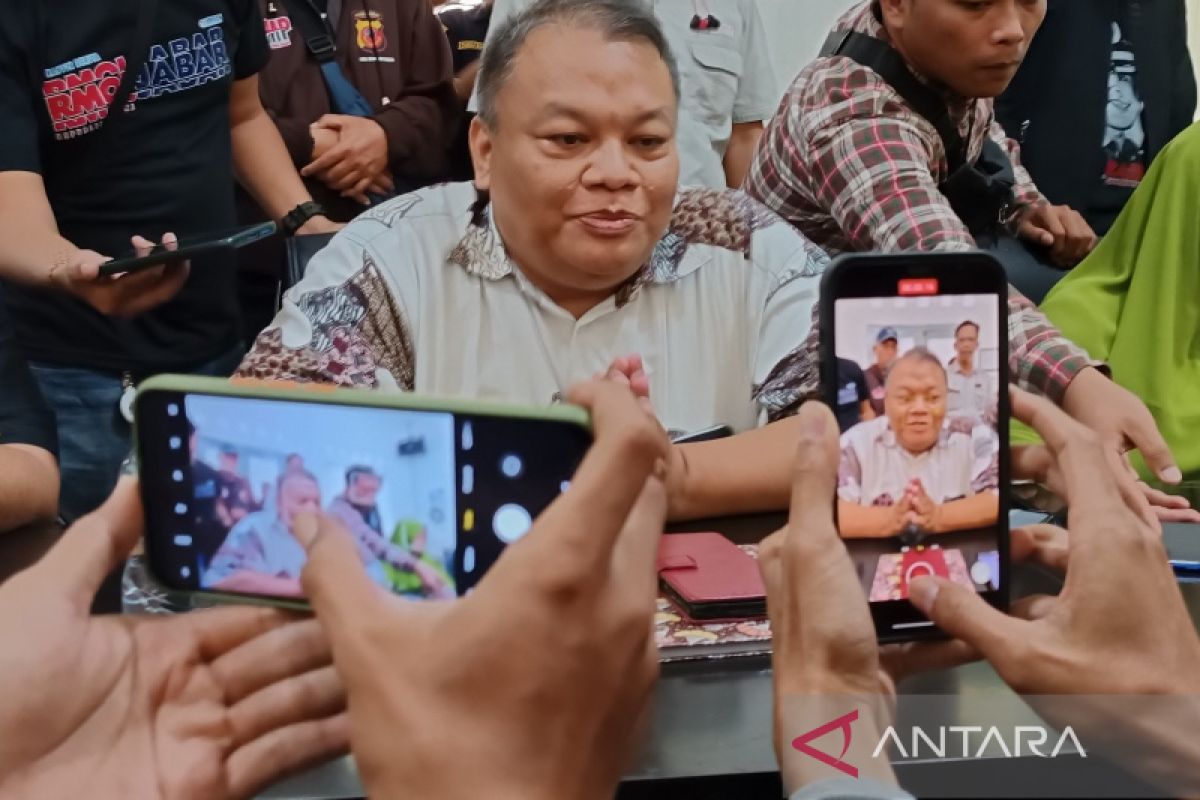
[898,277,939,296]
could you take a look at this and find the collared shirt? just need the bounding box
[837,416,999,507]
[946,360,995,421]
[744,1,1100,402]
[235,182,827,434]
[475,0,778,188]
[205,507,391,587]
[204,510,309,585]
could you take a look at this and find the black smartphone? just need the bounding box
[135,376,591,606]
[97,222,277,276]
[819,252,1010,642]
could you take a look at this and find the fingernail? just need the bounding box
[908,577,939,614]
[1160,466,1183,484]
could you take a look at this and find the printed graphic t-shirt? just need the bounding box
[0,2,269,373]
[1091,18,1147,229]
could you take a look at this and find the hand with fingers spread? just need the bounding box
[908,389,1200,794]
[293,380,671,800]
[48,233,190,318]
[1060,366,1186,492]
[0,479,348,800]
[1016,202,1097,267]
[1013,377,1199,527]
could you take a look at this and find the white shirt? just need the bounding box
[946,359,995,421]
[238,182,826,434]
[837,416,999,507]
[470,0,778,189]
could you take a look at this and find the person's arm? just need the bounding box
[803,85,978,252]
[0,445,57,531]
[723,121,763,187]
[859,400,876,421]
[229,76,338,234]
[929,492,999,533]
[836,498,906,539]
[369,2,458,180]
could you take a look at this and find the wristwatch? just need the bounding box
[280,201,327,236]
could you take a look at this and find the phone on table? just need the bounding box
[819,252,1010,642]
[98,222,277,276]
[135,376,591,608]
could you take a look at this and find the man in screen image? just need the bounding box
[946,320,995,422]
[216,448,265,526]
[864,327,899,417]
[328,466,385,536]
[204,469,330,597]
[837,348,999,539]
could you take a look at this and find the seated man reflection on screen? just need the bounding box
[205,469,339,596]
[838,348,999,539]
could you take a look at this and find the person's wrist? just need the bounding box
[1061,365,1106,412]
[294,215,338,236]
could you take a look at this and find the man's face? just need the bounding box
[1107,73,1142,131]
[279,476,322,528]
[880,0,1046,98]
[470,24,679,311]
[874,339,898,368]
[954,324,979,361]
[885,358,948,453]
[220,453,238,472]
[349,473,382,505]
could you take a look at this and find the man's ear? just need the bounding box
[469,116,493,192]
[876,0,906,30]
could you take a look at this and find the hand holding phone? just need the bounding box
[97,222,276,277]
[273,380,670,800]
[820,252,1010,641]
[49,234,190,318]
[136,376,593,606]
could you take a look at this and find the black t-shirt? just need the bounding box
[435,1,489,183]
[0,285,57,457]
[834,358,869,433]
[0,1,270,373]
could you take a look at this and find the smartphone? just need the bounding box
[819,252,1010,642]
[135,375,591,607]
[97,222,277,276]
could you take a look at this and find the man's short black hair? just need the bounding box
[476,0,680,128]
[955,320,981,337]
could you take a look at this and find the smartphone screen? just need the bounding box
[137,389,590,602]
[822,255,1009,640]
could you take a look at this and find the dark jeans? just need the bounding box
[30,345,246,523]
[981,235,1071,305]
[30,345,244,612]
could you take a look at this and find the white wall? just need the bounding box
[758,0,855,101]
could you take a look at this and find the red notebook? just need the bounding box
[657,532,767,620]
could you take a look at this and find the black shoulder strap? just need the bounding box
[285,0,338,64]
[820,29,967,172]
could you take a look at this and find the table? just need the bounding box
[260,517,1200,799]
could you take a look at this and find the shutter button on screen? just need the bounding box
[493,504,533,543]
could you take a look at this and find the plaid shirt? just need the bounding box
[746,1,1099,402]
